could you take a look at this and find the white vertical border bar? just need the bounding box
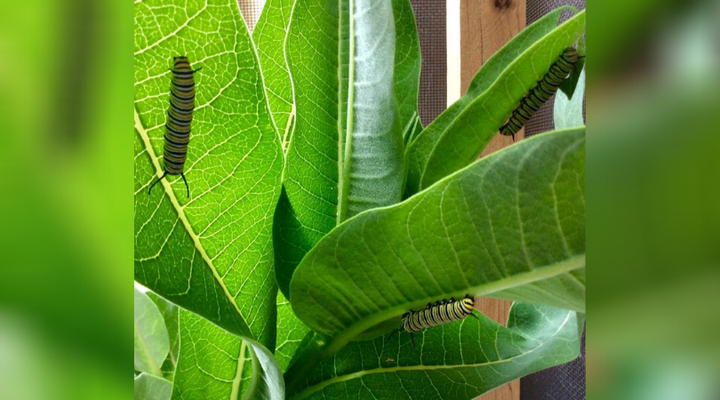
[446,0,461,106]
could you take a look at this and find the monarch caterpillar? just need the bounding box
[389,295,477,347]
[500,47,579,140]
[148,56,201,198]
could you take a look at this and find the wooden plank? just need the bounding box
[458,1,525,399]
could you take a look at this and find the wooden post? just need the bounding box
[459,0,526,399]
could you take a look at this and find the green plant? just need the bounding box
[134,0,586,398]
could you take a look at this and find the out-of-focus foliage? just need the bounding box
[0,0,131,398]
[590,0,720,399]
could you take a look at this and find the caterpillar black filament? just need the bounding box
[500,47,579,140]
[149,56,201,198]
[389,295,477,347]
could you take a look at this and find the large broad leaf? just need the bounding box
[273,0,421,297]
[134,0,283,348]
[135,287,170,376]
[286,304,580,399]
[290,128,585,353]
[253,0,295,150]
[405,9,586,195]
[253,0,419,154]
[171,310,284,400]
[135,373,173,400]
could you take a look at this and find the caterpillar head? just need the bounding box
[173,56,190,68]
[462,296,475,309]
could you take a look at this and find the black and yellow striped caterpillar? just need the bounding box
[389,295,477,347]
[500,47,579,140]
[149,56,201,198]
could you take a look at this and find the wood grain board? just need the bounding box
[458,0,526,399]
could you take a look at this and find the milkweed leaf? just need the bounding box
[288,128,585,382]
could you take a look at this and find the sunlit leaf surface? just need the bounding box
[171,310,284,400]
[134,0,283,346]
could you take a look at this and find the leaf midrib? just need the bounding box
[230,340,247,400]
[290,311,573,400]
[134,107,253,339]
[337,0,356,224]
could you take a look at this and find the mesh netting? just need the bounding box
[521,330,586,400]
[238,0,266,31]
[522,3,586,398]
[409,0,447,126]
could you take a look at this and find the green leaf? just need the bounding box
[554,68,585,129]
[171,310,284,400]
[287,304,580,399]
[133,0,283,347]
[274,0,419,297]
[135,287,169,376]
[135,373,173,400]
[287,0,404,218]
[392,0,422,128]
[253,0,295,150]
[405,9,585,195]
[290,128,585,352]
[147,292,180,381]
[252,0,420,151]
[276,292,312,372]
